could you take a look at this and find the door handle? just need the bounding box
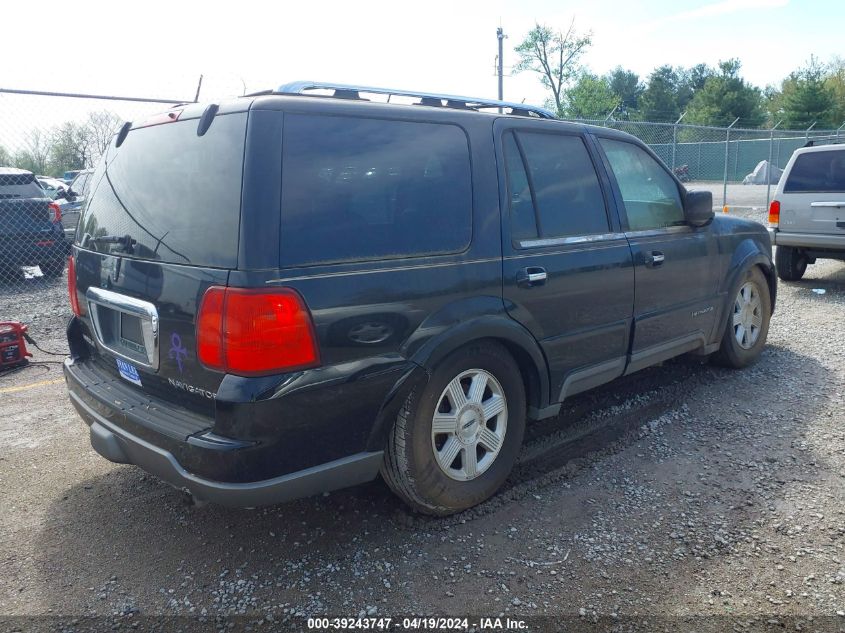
[647,251,665,267]
[517,266,547,288]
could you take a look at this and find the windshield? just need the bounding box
[78,112,247,267]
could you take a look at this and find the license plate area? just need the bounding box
[86,287,159,370]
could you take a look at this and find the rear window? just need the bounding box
[78,112,247,268]
[784,150,845,193]
[280,114,472,266]
[0,172,44,199]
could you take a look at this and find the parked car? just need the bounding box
[768,143,845,280]
[64,83,776,515]
[58,168,94,241]
[0,167,68,278]
[36,175,70,200]
[62,169,82,185]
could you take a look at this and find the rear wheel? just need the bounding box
[381,341,526,515]
[712,267,771,368]
[775,246,807,281]
[38,257,66,278]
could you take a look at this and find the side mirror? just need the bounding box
[55,189,68,200]
[66,188,78,200]
[683,190,714,227]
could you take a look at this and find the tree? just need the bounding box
[638,66,681,122]
[606,67,642,116]
[686,59,764,126]
[13,129,51,175]
[563,73,619,118]
[776,57,836,128]
[826,56,845,125]
[48,122,89,175]
[514,20,592,115]
[676,63,714,111]
[0,145,11,167]
[86,111,124,162]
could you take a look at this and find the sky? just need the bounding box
[1,0,843,126]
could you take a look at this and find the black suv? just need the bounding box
[1,168,68,279]
[64,82,776,515]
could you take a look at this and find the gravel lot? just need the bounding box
[2,221,845,632]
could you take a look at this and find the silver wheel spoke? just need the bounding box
[482,394,505,421]
[478,427,502,452]
[437,437,461,470]
[732,311,743,326]
[467,373,488,404]
[751,312,763,328]
[463,446,478,478]
[447,378,468,410]
[432,413,457,435]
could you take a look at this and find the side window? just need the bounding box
[503,132,537,241]
[280,114,472,266]
[784,150,845,193]
[599,138,685,231]
[503,131,609,242]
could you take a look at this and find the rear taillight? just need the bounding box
[68,256,81,317]
[196,287,320,376]
[768,200,780,225]
[48,202,62,223]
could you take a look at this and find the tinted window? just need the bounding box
[600,138,684,231]
[784,150,845,193]
[504,131,608,241]
[71,172,90,194]
[503,132,537,241]
[79,113,246,267]
[0,172,44,199]
[280,114,472,266]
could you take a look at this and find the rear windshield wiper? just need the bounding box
[83,233,137,253]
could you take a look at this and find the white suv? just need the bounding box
[769,143,845,280]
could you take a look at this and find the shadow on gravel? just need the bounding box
[781,259,845,294]
[33,344,828,617]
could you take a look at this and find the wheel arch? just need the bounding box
[365,305,552,452]
[723,238,777,315]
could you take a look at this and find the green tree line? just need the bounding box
[0,111,123,177]
[515,22,845,129]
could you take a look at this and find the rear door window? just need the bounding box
[502,130,609,242]
[599,138,685,231]
[784,150,845,193]
[280,114,472,266]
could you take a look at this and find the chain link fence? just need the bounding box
[563,116,845,216]
[0,89,185,323]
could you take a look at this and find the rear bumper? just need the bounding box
[67,377,383,507]
[63,356,390,506]
[769,228,845,250]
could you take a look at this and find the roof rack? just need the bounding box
[273,81,557,119]
[803,138,845,148]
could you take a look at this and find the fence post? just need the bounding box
[805,121,817,142]
[837,121,845,141]
[671,112,686,170]
[723,118,740,209]
[604,104,618,124]
[766,120,783,211]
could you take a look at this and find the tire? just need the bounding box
[38,258,66,278]
[775,246,807,281]
[381,341,526,515]
[712,266,771,368]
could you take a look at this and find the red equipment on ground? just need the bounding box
[0,321,32,369]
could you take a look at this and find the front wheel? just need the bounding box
[39,257,66,278]
[381,341,526,515]
[712,267,771,368]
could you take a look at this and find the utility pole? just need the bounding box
[497,27,505,112]
[194,74,204,103]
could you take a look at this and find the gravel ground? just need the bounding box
[1,236,844,632]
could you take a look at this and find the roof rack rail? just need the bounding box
[273,81,557,119]
[803,138,845,148]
